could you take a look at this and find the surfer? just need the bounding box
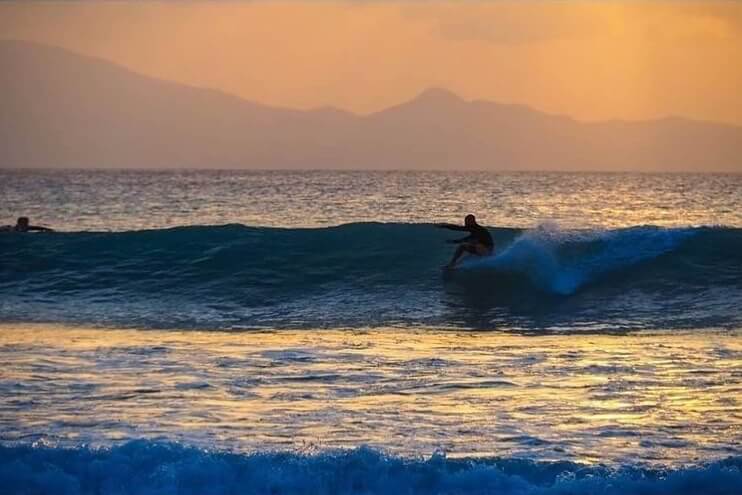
[0,217,54,232]
[437,214,493,269]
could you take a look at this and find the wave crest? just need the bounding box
[1,441,741,495]
[1,223,740,330]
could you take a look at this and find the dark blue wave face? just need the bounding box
[1,223,740,331]
[2,441,741,495]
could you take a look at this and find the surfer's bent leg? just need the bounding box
[447,243,477,268]
[446,244,465,268]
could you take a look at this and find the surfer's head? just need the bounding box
[464,214,476,227]
[15,217,29,230]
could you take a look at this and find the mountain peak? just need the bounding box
[414,87,463,103]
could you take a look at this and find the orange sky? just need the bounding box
[1,1,740,125]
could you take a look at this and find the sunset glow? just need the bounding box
[1,3,741,493]
[1,1,740,124]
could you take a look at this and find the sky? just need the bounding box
[0,0,741,125]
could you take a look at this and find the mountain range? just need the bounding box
[1,40,740,171]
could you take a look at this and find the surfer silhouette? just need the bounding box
[437,214,493,269]
[1,217,54,232]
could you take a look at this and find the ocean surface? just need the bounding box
[1,169,741,494]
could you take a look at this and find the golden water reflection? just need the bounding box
[0,324,739,465]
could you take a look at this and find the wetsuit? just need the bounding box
[443,224,494,249]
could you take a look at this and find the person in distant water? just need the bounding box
[437,214,493,269]
[0,217,54,232]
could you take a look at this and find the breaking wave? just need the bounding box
[1,441,740,495]
[1,223,740,330]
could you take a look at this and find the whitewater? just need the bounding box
[1,170,741,494]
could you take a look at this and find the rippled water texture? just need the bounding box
[2,325,740,466]
[2,170,741,230]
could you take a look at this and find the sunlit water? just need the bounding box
[1,325,740,466]
[2,170,741,230]
[1,170,741,493]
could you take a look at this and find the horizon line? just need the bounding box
[2,167,741,176]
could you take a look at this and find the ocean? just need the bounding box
[1,169,741,494]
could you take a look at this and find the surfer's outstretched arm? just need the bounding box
[436,223,470,231]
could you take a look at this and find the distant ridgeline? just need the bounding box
[1,40,741,171]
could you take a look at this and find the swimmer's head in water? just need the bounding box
[16,217,29,229]
[464,214,476,227]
